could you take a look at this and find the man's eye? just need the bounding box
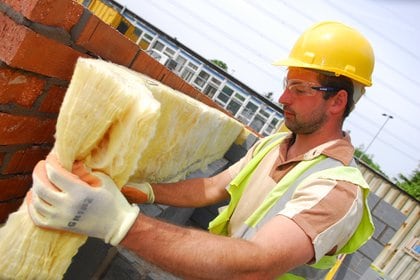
[292,85,307,94]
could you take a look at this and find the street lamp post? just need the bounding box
[363,113,394,155]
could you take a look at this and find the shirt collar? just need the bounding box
[279,132,355,166]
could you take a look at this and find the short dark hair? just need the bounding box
[316,71,354,119]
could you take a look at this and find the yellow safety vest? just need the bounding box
[208,133,374,279]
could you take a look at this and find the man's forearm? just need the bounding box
[120,214,280,279]
[152,173,231,208]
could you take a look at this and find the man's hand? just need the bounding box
[121,182,155,204]
[28,156,139,246]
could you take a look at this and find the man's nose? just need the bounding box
[278,89,291,105]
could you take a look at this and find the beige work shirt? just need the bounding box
[227,133,364,262]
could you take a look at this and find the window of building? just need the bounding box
[227,99,242,115]
[152,40,165,52]
[138,33,154,50]
[262,116,282,136]
[181,62,198,82]
[163,48,176,57]
[133,28,143,38]
[226,92,246,115]
[116,20,129,34]
[174,55,187,74]
[250,114,266,133]
[237,101,258,124]
[215,86,234,106]
[249,108,270,133]
[193,70,210,88]
[203,78,221,98]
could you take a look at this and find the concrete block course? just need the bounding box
[338,252,372,279]
[359,238,384,261]
[372,199,406,230]
[378,226,396,246]
[372,216,386,239]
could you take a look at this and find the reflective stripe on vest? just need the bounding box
[208,133,374,279]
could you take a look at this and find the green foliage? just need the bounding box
[210,59,228,71]
[394,168,420,201]
[354,147,386,176]
[264,91,274,101]
[355,146,419,200]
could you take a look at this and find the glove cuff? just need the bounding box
[107,204,140,246]
[126,182,155,204]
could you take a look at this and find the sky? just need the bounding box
[117,0,420,181]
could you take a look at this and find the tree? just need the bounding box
[354,146,387,176]
[394,168,420,200]
[210,59,228,71]
[264,91,274,101]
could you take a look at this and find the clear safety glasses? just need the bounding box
[283,78,339,96]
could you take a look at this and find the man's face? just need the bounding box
[278,68,329,134]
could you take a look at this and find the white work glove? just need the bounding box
[28,155,139,246]
[121,182,155,204]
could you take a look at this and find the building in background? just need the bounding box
[78,0,284,136]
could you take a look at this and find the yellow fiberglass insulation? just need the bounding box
[0,57,243,279]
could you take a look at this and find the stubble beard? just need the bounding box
[284,107,328,135]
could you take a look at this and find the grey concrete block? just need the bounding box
[158,206,195,226]
[101,254,142,280]
[189,208,214,229]
[342,252,365,272]
[241,133,259,150]
[335,264,363,280]
[359,238,384,261]
[378,226,396,245]
[336,251,373,280]
[224,143,247,163]
[64,238,111,280]
[367,193,380,209]
[372,200,406,230]
[139,204,164,217]
[372,216,386,239]
[355,256,372,275]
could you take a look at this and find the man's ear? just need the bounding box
[329,90,348,115]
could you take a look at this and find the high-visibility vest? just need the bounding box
[208,133,374,280]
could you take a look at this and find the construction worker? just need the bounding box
[28,21,375,279]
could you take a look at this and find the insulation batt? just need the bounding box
[0,58,244,279]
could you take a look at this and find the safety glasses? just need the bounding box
[283,78,339,96]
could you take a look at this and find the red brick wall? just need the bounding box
[0,0,231,223]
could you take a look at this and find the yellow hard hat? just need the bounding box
[274,21,374,86]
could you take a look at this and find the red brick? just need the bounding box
[39,85,67,113]
[3,146,50,174]
[0,113,56,145]
[0,175,32,200]
[0,67,46,107]
[178,82,201,99]
[0,152,5,166]
[131,51,167,80]
[3,0,84,31]
[75,14,139,66]
[159,69,186,91]
[0,198,23,223]
[0,12,87,80]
